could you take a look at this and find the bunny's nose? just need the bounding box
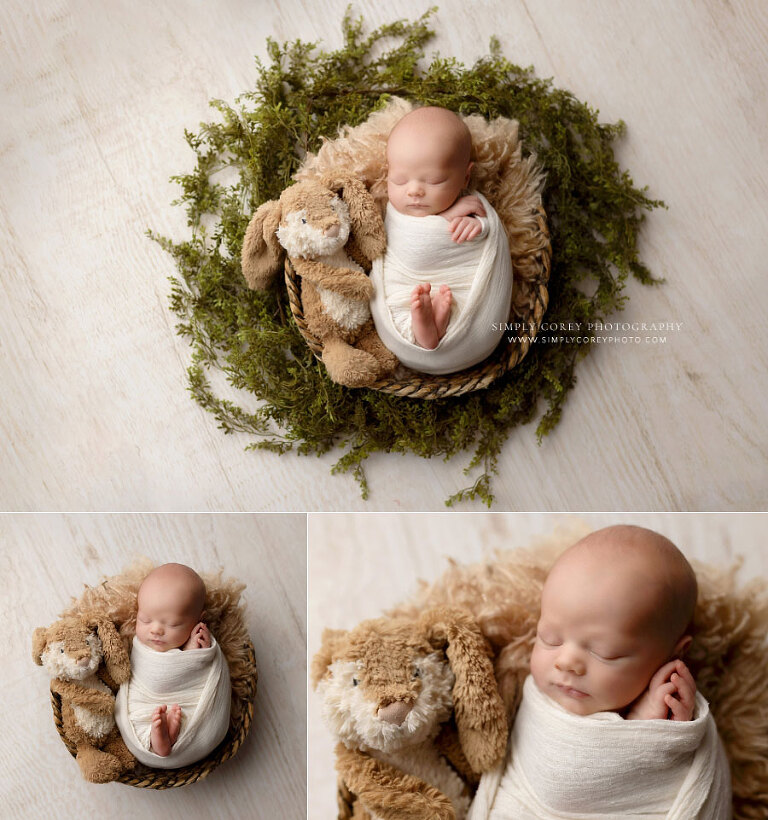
[323,224,340,238]
[377,701,413,726]
[78,657,90,667]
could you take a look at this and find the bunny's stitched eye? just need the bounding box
[301,218,307,224]
[352,677,359,687]
[412,667,421,679]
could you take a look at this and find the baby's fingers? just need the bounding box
[673,662,696,695]
[649,659,679,690]
[452,220,469,241]
[671,672,695,711]
[458,223,477,243]
[665,692,692,721]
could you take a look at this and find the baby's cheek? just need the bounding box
[529,645,547,687]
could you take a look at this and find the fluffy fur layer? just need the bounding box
[389,525,768,820]
[313,607,508,820]
[297,97,547,322]
[59,558,255,733]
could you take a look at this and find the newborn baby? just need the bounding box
[469,525,732,820]
[370,106,514,375]
[114,563,231,768]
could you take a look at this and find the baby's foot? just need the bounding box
[150,705,172,756]
[411,283,440,349]
[166,703,182,746]
[183,622,211,650]
[431,285,453,339]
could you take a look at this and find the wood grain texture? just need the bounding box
[307,511,768,819]
[1,0,767,510]
[2,513,306,820]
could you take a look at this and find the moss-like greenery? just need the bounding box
[151,7,663,506]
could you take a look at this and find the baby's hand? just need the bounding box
[626,659,696,721]
[449,216,482,243]
[183,622,211,651]
[439,195,487,222]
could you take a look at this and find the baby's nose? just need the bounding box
[555,650,585,675]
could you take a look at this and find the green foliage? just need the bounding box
[151,7,663,506]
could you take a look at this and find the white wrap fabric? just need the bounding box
[469,676,731,820]
[370,193,513,375]
[115,636,231,769]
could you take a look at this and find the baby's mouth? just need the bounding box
[555,682,589,699]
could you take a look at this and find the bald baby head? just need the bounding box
[549,525,698,648]
[387,106,472,168]
[138,563,206,619]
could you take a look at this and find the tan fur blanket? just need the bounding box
[60,558,254,736]
[297,97,546,327]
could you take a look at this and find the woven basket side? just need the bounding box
[51,640,257,789]
[285,203,551,399]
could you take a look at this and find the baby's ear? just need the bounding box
[674,634,693,657]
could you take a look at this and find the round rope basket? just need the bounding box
[49,638,257,789]
[290,98,552,400]
[285,205,551,400]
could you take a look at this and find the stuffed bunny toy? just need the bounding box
[33,614,136,783]
[312,606,508,820]
[241,172,398,387]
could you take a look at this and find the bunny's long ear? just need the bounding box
[318,170,386,261]
[32,627,48,665]
[421,606,508,773]
[241,199,284,289]
[87,615,131,685]
[310,628,348,688]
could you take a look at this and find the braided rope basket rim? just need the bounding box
[50,638,257,789]
[285,204,551,400]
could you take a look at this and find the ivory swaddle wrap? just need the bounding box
[370,192,513,375]
[469,676,731,820]
[115,635,231,768]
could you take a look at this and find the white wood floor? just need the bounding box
[1,0,766,511]
[2,513,307,820]
[307,512,768,820]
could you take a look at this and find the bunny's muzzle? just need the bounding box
[377,700,414,725]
